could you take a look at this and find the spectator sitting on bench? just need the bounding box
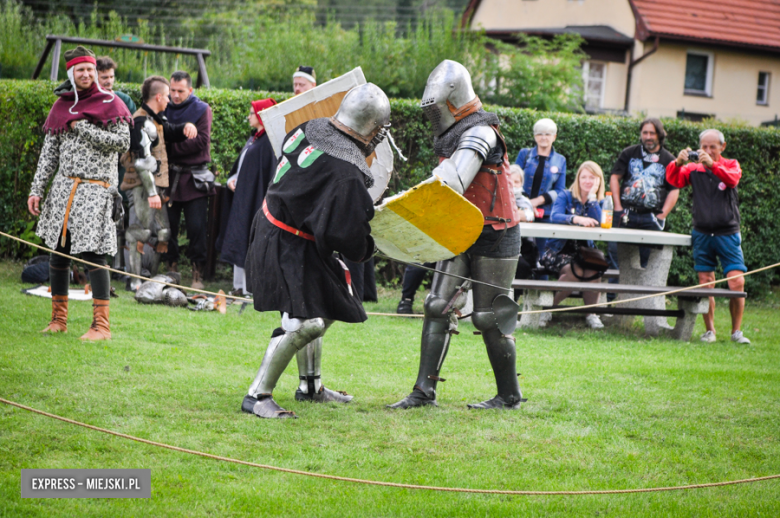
[667,129,750,344]
[510,164,539,299]
[540,161,606,329]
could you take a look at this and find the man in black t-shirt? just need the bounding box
[608,118,679,269]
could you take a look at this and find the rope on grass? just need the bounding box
[1,397,778,495]
[2,230,779,318]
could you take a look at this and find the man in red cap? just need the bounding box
[27,46,132,340]
[216,98,277,297]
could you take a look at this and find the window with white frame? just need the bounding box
[684,51,714,96]
[582,61,606,110]
[757,72,770,105]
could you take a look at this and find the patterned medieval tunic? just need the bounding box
[29,120,130,256]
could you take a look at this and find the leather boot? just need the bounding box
[191,263,205,290]
[42,295,68,333]
[80,300,111,340]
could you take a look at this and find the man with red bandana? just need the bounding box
[27,46,132,340]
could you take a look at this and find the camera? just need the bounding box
[688,151,699,162]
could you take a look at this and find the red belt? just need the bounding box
[262,200,353,296]
[263,200,315,242]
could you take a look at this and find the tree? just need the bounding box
[478,33,587,112]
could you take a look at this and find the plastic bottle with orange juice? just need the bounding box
[601,192,614,229]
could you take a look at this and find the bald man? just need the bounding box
[667,129,749,344]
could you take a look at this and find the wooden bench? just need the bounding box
[533,268,620,281]
[512,279,747,341]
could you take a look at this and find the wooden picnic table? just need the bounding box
[518,222,692,335]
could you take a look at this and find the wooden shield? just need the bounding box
[260,67,392,201]
[372,177,484,264]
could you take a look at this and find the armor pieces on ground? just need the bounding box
[135,273,186,306]
[330,83,391,156]
[162,287,188,307]
[390,60,524,410]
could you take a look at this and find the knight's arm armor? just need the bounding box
[431,126,496,195]
[134,119,159,198]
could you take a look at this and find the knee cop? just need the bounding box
[471,294,519,336]
[281,314,329,351]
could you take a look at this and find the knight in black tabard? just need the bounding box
[242,83,391,419]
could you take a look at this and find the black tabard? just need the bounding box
[245,121,375,323]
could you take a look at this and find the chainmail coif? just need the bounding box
[433,109,500,158]
[305,118,375,188]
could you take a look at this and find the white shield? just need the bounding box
[260,67,392,202]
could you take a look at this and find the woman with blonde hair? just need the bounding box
[540,161,607,329]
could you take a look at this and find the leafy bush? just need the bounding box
[1,79,779,294]
[1,0,584,110]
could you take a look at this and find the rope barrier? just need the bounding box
[3,232,779,495]
[2,397,778,496]
[2,230,778,318]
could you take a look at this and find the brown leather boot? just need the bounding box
[41,294,68,333]
[80,300,111,341]
[191,263,205,290]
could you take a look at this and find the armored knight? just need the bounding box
[242,83,391,418]
[388,60,526,410]
[121,75,196,291]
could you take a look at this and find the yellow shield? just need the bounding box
[372,177,484,263]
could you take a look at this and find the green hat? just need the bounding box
[64,46,97,69]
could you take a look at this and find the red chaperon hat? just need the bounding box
[251,98,277,119]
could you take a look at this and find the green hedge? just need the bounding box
[2,79,779,294]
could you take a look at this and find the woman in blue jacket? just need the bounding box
[515,118,567,253]
[540,161,606,329]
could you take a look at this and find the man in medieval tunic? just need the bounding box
[121,75,197,291]
[27,46,132,340]
[242,83,391,419]
[388,60,526,410]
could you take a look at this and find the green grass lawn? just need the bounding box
[1,259,779,517]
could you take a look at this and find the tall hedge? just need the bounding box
[1,79,779,294]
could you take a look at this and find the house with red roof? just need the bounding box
[463,0,780,125]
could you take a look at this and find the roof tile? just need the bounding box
[631,0,780,51]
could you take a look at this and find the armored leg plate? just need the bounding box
[467,394,526,410]
[387,387,439,409]
[241,395,297,419]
